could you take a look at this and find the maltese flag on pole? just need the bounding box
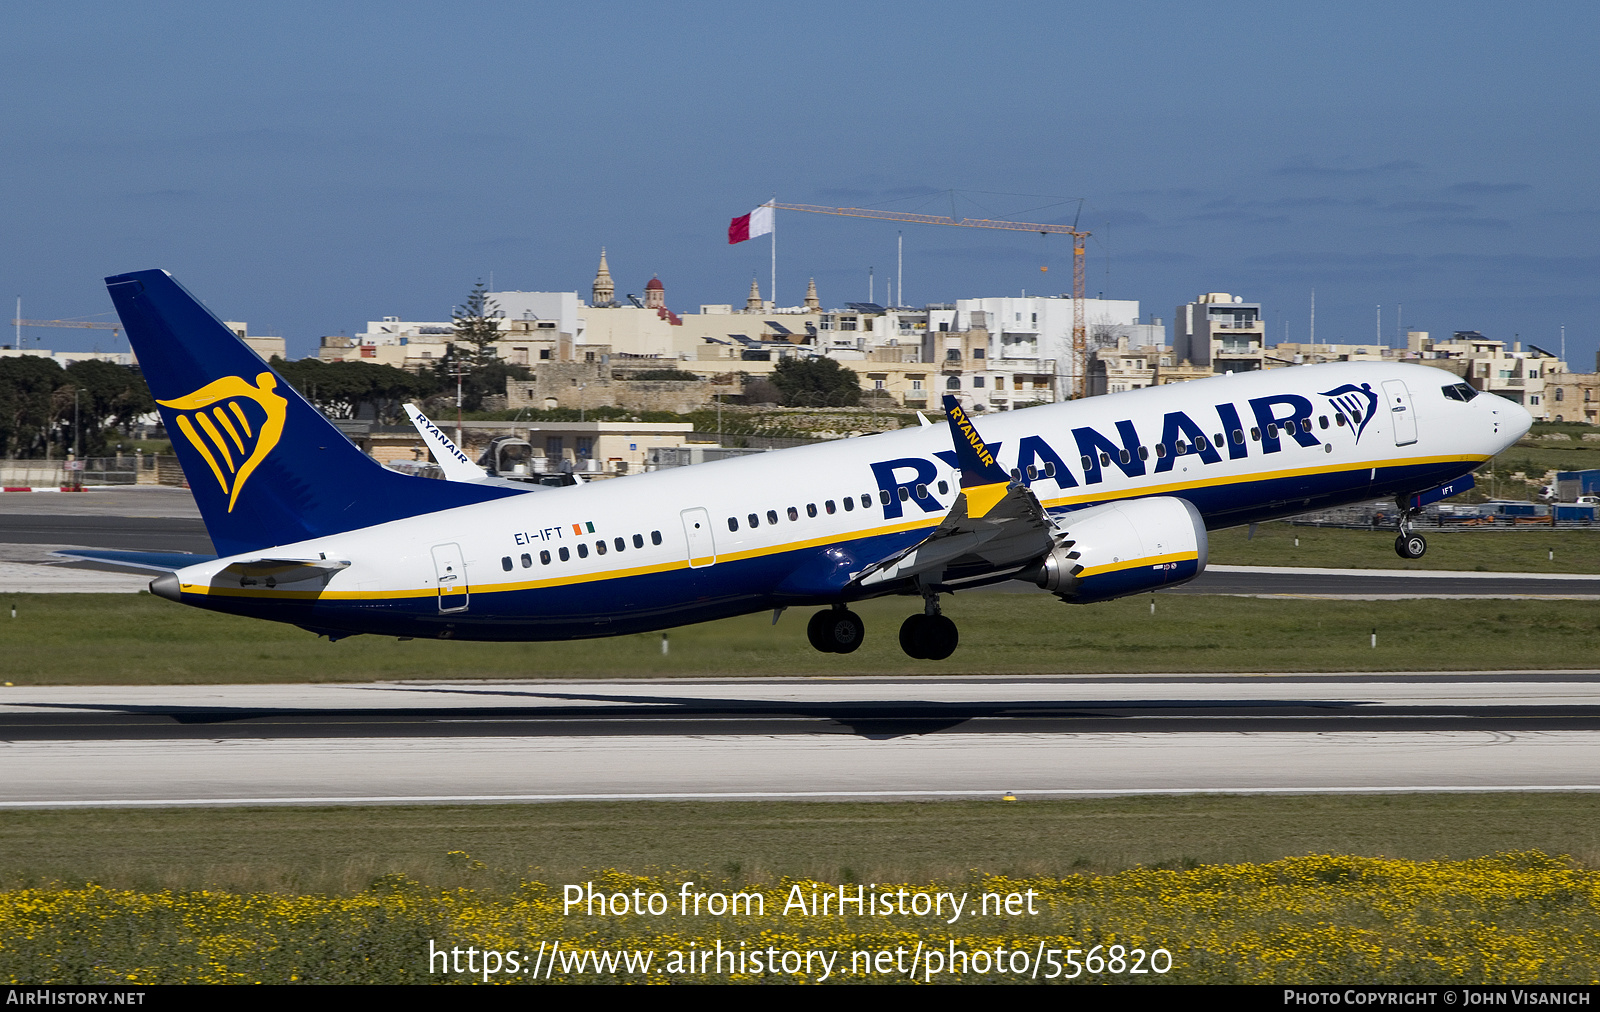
[728,203,774,244]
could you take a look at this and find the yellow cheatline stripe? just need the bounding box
[1037,454,1487,511]
[963,481,1009,519]
[174,415,228,492]
[194,412,236,473]
[212,406,246,454]
[1076,550,1198,580]
[228,400,253,438]
[179,515,952,601]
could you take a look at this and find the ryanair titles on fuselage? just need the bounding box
[870,384,1380,520]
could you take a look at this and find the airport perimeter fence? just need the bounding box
[0,454,185,488]
[1289,500,1599,531]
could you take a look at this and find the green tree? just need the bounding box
[0,356,65,457]
[271,358,436,422]
[769,356,861,408]
[452,282,502,368]
[61,360,155,454]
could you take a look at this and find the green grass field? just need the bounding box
[2,590,1598,683]
[4,795,1598,894]
[1207,521,1600,571]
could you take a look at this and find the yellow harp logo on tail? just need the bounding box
[158,372,288,512]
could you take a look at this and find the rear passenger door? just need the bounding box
[431,543,469,612]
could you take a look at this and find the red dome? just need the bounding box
[645,276,664,290]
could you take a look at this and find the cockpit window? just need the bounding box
[1441,382,1479,402]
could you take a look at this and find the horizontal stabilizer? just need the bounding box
[52,549,219,573]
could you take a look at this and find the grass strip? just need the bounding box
[3,592,1599,683]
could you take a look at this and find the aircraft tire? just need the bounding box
[807,610,837,653]
[826,610,865,654]
[1395,533,1428,559]
[923,615,959,661]
[899,614,930,659]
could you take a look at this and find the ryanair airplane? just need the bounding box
[71,269,1531,661]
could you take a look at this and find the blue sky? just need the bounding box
[3,1,1596,365]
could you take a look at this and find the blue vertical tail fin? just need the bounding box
[106,269,519,556]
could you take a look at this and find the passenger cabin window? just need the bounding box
[767,509,778,525]
[521,553,532,568]
[633,533,644,548]
[1335,414,1346,426]
[897,487,910,501]
[862,494,872,508]
[540,550,551,565]
[807,503,817,518]
[787,506,798,521]
[748,513,760,528]
[615,537,625,552]
[1026,465,1037,480]
[938,479,950,493]
[728,517,739,532]
[1251,427,1261,440]
[915,484,928,499]
[501,556,512,571]
[879,490,891,505]
[1319,416,1329,429]
[1155,443,1167,458]
[1266,423,1278,438]
[843,497,855,511]
[1137,446,1149,460]
[651,531,662,545]
[577,544,589,559]
[1081,455,1093,469]
[1233,429,1244,444]
[559,547,570,562]
[825,500,836,514]
[1043,463,1056,477]
[595,541,606,555]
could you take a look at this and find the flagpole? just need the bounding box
[769,197,776,311]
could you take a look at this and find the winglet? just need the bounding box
[403,403,488,482]
[941,395,1011,517]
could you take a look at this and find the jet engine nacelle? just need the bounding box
[1021,496,1208,604]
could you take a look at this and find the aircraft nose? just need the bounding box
[1504,397,1534,443]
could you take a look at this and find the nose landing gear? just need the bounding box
[1394,507,1428,559]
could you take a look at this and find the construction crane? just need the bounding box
[10,317,122,347]
[771,202,1091,398]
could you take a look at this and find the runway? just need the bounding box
[3,675,1598,806]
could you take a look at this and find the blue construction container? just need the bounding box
[1554,503,1598,523]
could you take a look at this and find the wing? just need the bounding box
[853,395,1058,589]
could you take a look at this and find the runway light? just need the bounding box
[1002,792,1017,802]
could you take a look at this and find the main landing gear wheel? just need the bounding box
[898,613,959,661]
[1395,533,1428,559]
[807,608,864,654]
